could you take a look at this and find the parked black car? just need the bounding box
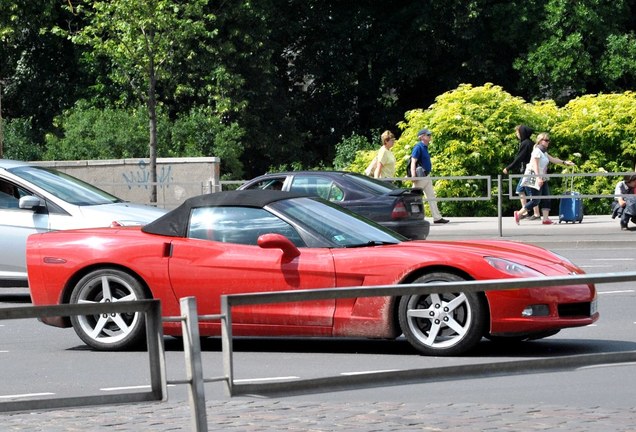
[239,171,430,239]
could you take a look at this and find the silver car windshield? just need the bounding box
[9,166,123,206]
[270,197,404,247]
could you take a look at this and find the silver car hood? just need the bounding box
[72,202,168,227]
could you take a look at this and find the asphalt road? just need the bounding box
[1,215,635,430]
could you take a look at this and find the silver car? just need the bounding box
[0,160,168,287]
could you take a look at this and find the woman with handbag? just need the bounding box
[514,133,575,225]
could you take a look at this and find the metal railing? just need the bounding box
[217,271,636,396]
[223,170,635,199]
[506,171,636,200]
[0,300,166,413]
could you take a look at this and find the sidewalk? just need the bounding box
[3,214,635,431]
[3,399,635,431]
[426,214,629,248]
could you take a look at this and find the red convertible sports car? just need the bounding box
[27,190,598,356]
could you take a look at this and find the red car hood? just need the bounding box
[396,239,579,275]
[416,239,561,261]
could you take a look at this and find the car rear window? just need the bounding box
[289,177,344,201]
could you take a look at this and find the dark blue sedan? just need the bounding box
[239,171,430,239]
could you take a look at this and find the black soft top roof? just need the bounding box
[142,190,307,237]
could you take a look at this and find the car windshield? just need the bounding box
[270,197,404,247]
[9,165,123,206]
[343,172,399,194]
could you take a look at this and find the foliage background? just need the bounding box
[349,85,636,216]
[3,0,636,214]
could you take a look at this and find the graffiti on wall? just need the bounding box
[122,160,173,190]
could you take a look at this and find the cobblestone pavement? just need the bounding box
[3,399,636,431]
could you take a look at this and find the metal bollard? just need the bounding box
[180,297,208,432]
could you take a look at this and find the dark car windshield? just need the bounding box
[270,196,404,247]
[342,172,399,194]
[9,166,123,206]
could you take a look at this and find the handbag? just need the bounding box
[521,169,541,190]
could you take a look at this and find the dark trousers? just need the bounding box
[523,182,551,212]
[614,198,636,226]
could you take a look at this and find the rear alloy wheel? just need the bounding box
[69,269,147,350]
[398,272,486,356]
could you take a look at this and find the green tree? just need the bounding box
[171,106,245,179]
[0,0,88,150]
[44,103,171,160]
[332,133,376,171]
[3,117,43,161]
[63,0,215,202]
[514,0,633,103]
[269,1,481,167]
[599,33,636,90]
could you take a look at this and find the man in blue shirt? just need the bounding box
[410,128,449,224]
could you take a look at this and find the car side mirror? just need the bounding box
[257,233,301,261]
[19,195,44,211]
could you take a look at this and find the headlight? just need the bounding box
[484,257,543,278]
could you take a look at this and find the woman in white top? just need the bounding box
[514,133,575,225]
[373,130,397,179]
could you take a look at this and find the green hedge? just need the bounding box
[347,83,636,216]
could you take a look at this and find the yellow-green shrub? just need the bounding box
[345,83,636,216]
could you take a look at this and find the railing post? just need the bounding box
[220,295,234,396]
[497,174,503,237]
[180,297,208,432]
[146,301,168,401]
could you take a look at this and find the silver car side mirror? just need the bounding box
[19,195,44,210]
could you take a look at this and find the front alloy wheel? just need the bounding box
[69,269,147,350]
[398,272,486,356]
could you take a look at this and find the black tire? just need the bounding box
[398,272,486,356]
[69,268,147,350]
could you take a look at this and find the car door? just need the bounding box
[0,180,51,282]
[166,205,337,332]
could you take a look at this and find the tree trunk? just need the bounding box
[148,60,158,204]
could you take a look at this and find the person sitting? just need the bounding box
[611,174,636,230]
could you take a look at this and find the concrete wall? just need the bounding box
[32,157,220,209]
